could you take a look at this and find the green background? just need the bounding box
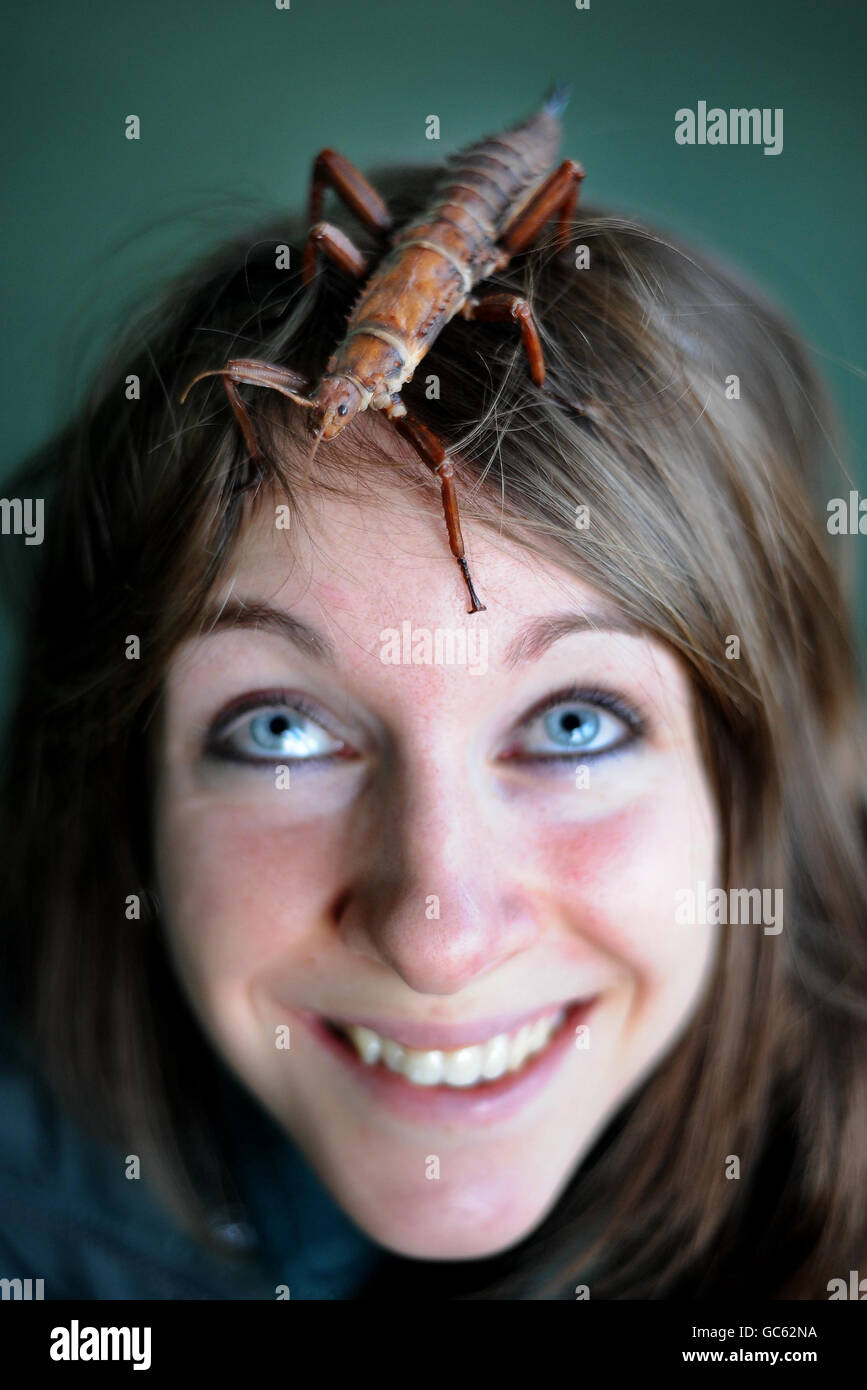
[2,0,865,685]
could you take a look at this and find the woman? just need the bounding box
[1,159,865,1300]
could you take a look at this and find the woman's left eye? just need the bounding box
[502,690,643,762]
[206,698,346,765]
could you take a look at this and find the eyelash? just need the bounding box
[204,689,350,768]
[506,684,647,764]
[202,684,648,769]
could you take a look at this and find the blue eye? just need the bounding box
[505,687,644,762]
[207,696,346,765]
[547,705,603,747]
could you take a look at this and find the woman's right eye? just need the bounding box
[206,696,347,765]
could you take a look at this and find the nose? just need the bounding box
[331,759,542,996]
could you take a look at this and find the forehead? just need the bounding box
[223,470,604,635]
[189,461,693,720]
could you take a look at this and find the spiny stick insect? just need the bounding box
[180,88,585,613]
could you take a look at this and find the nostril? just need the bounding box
[331,887,352,925]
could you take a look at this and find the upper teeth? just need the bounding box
[339,1008,567,1088]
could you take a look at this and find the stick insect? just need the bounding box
[180,88,585,613]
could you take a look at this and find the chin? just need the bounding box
[292,1126,574,1263]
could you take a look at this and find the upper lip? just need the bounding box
[314,996,593,1051]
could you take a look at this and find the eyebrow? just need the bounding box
[502,608,643,668]
[200,598,336,663]
[199,598,642,668]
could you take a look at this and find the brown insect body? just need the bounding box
[315,101,564,439]
[181,89,585,612]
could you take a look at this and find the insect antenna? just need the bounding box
[178,366,315,411]
[303,420,327,480]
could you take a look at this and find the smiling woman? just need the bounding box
[151,475,719,1262]
[0,163,865,1300]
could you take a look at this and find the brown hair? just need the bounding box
[2,162,866,1298]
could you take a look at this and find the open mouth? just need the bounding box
[323,1001,584,1090]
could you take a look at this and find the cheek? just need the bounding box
[154,796,343,989]
[530,778,719,993]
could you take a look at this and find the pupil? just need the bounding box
[337,403,348,416]
[269,715,290,736]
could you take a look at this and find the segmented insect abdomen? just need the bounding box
[328,96,567,398]
[392,99,565,281]
[433,102,563,238]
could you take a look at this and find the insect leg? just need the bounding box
[302,220,369,286]
[389,407,486,614]
[461,292,546,385]
[461,294,585,416]
[498,159,585,256]
[222,376,263,461]
[308,149,393,236]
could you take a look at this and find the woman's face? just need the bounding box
[153,461,720,1260]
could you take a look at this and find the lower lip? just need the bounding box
[295,999,597,1126]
